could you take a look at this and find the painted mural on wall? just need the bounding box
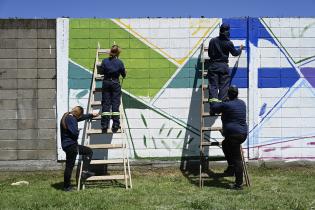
[62,17,315,161]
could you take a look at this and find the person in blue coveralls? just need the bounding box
[60,106,99,191]
[207,23,244,115]
[211,85,248,190]
[100,45,126,133]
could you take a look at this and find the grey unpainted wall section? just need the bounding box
[0,19,57,162]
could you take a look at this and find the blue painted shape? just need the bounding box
[259,103,267,116]
[222,18,247,39]
[230,68,248,88]
[68,61,92,89]
[258,68,299,88]
[248,18,277,47]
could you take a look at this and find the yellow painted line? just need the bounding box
[115,18,220,66]
[115,19,179,66]
[176,19,220,65]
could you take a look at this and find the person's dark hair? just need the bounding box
[228,85,238,100]
[61,106,84,130]
[109,45,121,58]
[219,23,230,39]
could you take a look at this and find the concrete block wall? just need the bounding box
[0,19,57,161]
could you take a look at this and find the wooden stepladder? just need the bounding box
[199,43,250,188]
[77,48,132,190]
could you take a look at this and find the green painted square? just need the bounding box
[127,69,150,79]
[70,39,90,49]
[150,59,171,68]
[150,68,170,78]
[89,39,110,48]
[110,39,130,49]
[70,19,90,29]
[89,19,111,29]
[110,29,130,39]
[90,29,110,39]
[69,49,90,59]
[130,38,149,49]
[70,29,90,38]
[69,18,178,98]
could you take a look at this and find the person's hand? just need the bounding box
[240,44,244,50]
[92,112,100,118]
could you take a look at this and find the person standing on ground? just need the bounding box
[60,106,99,191]
[211,85,248,190]
[100,45,126,133]
[207,23,244,115]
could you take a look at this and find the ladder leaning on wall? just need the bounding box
[199,42,250,188]
[77,48,132,190]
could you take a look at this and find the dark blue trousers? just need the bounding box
[101,79,121,128]
[207,62,230,101]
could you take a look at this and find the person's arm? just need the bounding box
[207,39,214,58]
[100,59,107,75]
[120,61,126,78]
[228,41,242,57]
[66,116,79,140]
[211,102,225,114]
[77,113,96,122]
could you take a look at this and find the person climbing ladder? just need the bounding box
[100,45,126,133]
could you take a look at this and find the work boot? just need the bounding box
[63,186,73,192]
[102,127,108,133]
[224,165,235,176]
[229,183,243,190]
[112,125,121,133]
[81,171,95,179]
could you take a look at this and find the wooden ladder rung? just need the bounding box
[88,144,125,149]
[204,47,208,51]
[202,112,210,117]
[87,129,123,134]
[201,141,222,146]
[91,101,101,106]
[203,71,207,77]
[97,49,110,54]
[202,98,208,103]
[202,85,208,90]
[95,76,103,80]
[201,127,222,131]
[86,175,128,181]
[90,159,124,165]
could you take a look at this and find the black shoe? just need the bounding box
[63,186,73,192]
[81,171,95,179]
[112,125,121,133]
[102,127,108,133]
[229,184,243,190]
[224,166,235,176]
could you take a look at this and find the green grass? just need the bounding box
[1,166,315,210]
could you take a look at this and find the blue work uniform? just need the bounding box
[100,57,126,129]
[211,98,248,186]
[207,34,241,101]
[60,113,94,189]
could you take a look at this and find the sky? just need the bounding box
[0,0,314,18]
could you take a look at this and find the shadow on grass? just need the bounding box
[51,182,64,191]
[180,158,232,189]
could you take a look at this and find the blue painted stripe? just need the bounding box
[258,68,299,88]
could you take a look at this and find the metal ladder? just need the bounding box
[199,43,250,188]
[77,48,132,190]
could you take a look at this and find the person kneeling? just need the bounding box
[211,85,248,190]
[60,106,99,192]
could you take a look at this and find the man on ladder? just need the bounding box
[211,85,248,190]
[100,45,127,133]
[207,22,244,115]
